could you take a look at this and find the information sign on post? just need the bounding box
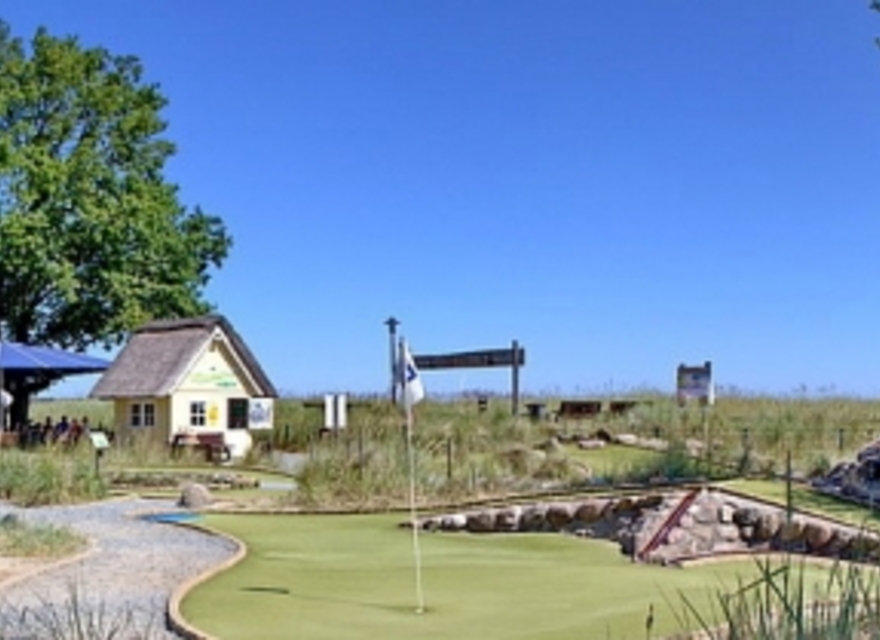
[89,431,110,476]
[676,361,714,406]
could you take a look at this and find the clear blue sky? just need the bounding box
[6,1,880,398]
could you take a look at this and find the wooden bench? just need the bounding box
[608,401,639,415]
[556,401,602,420]
[172,432,229,463]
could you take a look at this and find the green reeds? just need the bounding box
[672,555,880,640]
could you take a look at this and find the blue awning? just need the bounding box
[0,343,110,374]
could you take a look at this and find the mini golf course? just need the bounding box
[181,512,832,640]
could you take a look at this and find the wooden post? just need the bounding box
[702,405,709,478]
[785,449,793,526]
[446,437,453,481]
[358,424,365,480]
[511,339,520,417]
[838,428,844,453]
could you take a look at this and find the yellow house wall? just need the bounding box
[111,397,171,447]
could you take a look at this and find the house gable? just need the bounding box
[176,331,259,396]
[90,314,278,400]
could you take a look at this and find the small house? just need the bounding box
[90,315,277,456]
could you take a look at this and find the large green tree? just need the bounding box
[0,22,232,425]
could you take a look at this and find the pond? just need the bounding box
[139,511,201,524]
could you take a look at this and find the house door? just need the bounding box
[228,398,249,429]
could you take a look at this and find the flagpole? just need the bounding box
[400,337,425,614]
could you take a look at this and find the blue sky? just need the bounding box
[6,1,880,398]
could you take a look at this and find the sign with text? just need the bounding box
[413,348,525,370]
[89,431,110,450]
[248,398,274,430]
[676,361,714,406]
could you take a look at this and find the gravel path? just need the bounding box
[0,497,239,639]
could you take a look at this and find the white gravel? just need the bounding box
[0,497,239,639]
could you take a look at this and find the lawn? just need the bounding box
[182,513,826,640]
[566,443,662,477]
[719,478,880,531]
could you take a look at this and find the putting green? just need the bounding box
[181,513,815,640]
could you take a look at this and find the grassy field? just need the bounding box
[183,513,832,640]
[566,443,662,476]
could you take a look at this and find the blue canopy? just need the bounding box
[0,342,110,375]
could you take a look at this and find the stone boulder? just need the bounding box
[440,513,468,531]
[178,482,213,509]
[752,511,782,543]
[519,504,548,532]
[466,510,496,533]
[803,522,834,552]
[733,507,761,528]
[573,499,606,524]
[545,503,575,529]
[633,494,664,511]
[494,506,522,532]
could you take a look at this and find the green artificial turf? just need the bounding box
[182,513,817,640]
[719,478,880,530]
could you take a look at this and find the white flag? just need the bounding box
[401,343,425,407]
[0,390,11,408]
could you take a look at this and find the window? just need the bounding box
[190,401,206,427]
[129,402,156,428]
[228,398,248,429]
[143,403,155,427]
[130,403,142,427]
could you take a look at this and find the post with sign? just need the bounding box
[511,340,521,418]
[413,342,526,416]
[676,361,714,477]
[89,431,110,477]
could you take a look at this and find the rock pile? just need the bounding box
[412,489,880,565]
[812,451,880,508]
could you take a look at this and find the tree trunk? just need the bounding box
[7,381,31,431]
[9,393,29,431]
[3,374,50,432]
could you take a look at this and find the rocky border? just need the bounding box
[408,488,880,566]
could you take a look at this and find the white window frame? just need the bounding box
[190,401,206,427]
[130,402,156,428]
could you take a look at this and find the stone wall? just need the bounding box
[411,489,880,565]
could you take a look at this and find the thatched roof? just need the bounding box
[90,315,277,399]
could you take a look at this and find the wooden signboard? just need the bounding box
[413,348,525,370]
[411,341,524,416]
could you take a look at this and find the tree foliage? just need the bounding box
[0,21,231,417]
[0,22,232,348]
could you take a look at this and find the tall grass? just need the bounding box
[672,555,880,639]
[26,393,880,507]
[0,448,106,506]
[0,515,85,558]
